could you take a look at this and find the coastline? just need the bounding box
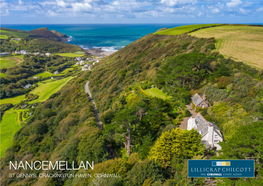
[85,48,116,57]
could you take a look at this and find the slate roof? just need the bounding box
[192,93,204,106]
[193,113,212,137]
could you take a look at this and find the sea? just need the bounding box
[1,24,185,52]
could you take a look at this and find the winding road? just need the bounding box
[85,80,103,129]
[85,80,115,158]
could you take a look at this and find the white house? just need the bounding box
[187,113,223,150]
[23,84,32,89]
[54,70,59,75]
[80,60,85,65]
[20,50,29,55]
[75,57,81,61]
[82,67,88,71]
[84,64,90,67]
[15,51,21,54]
[45,53,51,57]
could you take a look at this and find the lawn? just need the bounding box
[0,29,29,38]
[0,111,21,158]
[0,34,8,39]
[190,25,263,69]
[0,72,5,77]
[144,88,172,100]
[34,71,53,78]
[0,95,26,105]
[0,55,23,69]
[54,53,84,57]
[155,24,223,35]
[29,76,74,103]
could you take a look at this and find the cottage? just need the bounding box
[33,77,38,79]
[75,57,81,61]
[191,93,209,109]
[13,38,21,41]
[45,53,51,57]
[34,52,41,55]
[79,60,85,65]
[187,113,223,150]
[76,62,80,65]
[82,67,88,71]
[20,50,29,55]
[21,104,28,109]
[84,64,90,67]
[0,52,11,56]
[15,51,21,54]
[54,71,59,75]
[23,84,32,89]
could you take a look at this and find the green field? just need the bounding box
[34,71,53,78]
[144,88,172,100]
[0,111,21,157]
[0,95,26,105]
[0,34,8,39]
[0,73,5,77]
[155,24,222,35]
[29,76,74,103]
[54,53,84,57]
[0,29,29,38]
[190,25,263,69]
[0,55,23,69]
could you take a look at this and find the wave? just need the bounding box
[93,46,118,52]
[66,36,73,42]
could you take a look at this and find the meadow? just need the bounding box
[1,76,74,105]
[0,55,23,69]
[144,88,172,100]
[0,111,21,157]
[0,35,8,39]
[0,29,29,38]
[190,25,263,69]
[0,73,5,77]
[54,52,84,57]
[155,24,222,35]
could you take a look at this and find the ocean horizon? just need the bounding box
[1,24,186,52]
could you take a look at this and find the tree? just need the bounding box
[148,128,205,167]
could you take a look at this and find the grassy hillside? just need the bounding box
[155,24,223,35]
[0,55,23,69]
[190,25,263,69]
[0,111,21,157]
[0,28,30,38]
[29,27,64,41]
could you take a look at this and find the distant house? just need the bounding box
[34,52,41,55]
[82,67,88,71]
[21,104,28,109]
[75,57,81,61]
[33,76,38,79]
[51,77,54,80]
[14,51,21,54]
[191,93,209,110]
[20,50,29,55]
[96,59,99,63]
[76,62,80,65]
[24,84,32,89]
[80,60,85,65]
[84,64,90,67]
[14,38,21,41]
[54,71,59,75]
[45,53,51,57]
[187,113,223,150]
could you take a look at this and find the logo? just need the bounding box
[188,160,254,178]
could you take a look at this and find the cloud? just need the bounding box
[226,0,242,8]
[212,8,220,14]
[160,0,196,7]
[18,0,23,5]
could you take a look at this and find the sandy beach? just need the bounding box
[86,48,116,57]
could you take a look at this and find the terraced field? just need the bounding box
[190,25,263,69]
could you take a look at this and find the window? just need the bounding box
[214,140,219,143]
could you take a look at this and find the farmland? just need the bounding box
[155,24,222,35]
[54,52,85,57]
[0,111,21,157]
[190,25,263,69]
[0,35,8,39]
[0,55,23,69]
[0,29,29,38]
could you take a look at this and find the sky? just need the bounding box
[0,0,263,24]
